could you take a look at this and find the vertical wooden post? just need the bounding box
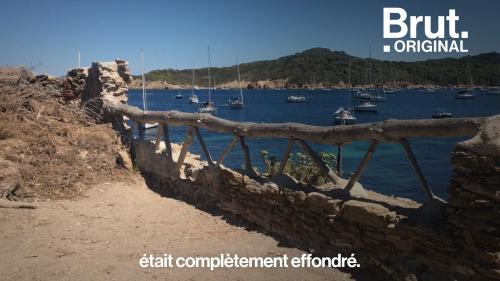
[155,124,164,151]
[400,138,435,201]
[295,140,339,184]
[137,121,144,140]
[163,124,172,160]
[217,136,238,168]
[129,121,138,140]
[345,140,378,191]
[276,138,294,175]
[337,145,343,176]
[239,136,256,175]
[193,127,214,166]
[177,127,195,169]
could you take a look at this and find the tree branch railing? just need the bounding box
[104,100,491,202]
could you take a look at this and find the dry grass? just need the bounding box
[0,75,128,200]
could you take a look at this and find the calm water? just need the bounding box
[128,88,500,202]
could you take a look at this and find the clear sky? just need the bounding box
[1,0,499,76]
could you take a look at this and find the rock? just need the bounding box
[341,200,392,228]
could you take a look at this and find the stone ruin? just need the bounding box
[63,59,132,105]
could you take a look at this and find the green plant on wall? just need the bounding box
[260,150,337,185]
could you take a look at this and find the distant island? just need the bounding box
[130,48,500,90]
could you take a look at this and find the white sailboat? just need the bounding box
[199,46,217,114]
[140,49,158,130]
[189,69,199,104]
[334,59,356,125]
[455,63,475,99]
[355,48,378,113]
[229,59,244,109]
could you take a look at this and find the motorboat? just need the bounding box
[286,94,308,103]
[455,90,474,99]
[354,100,378,112]
[432,108,453,119]
[229,97,243,108]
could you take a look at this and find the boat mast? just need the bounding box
[237,59,243,103]
[369,45,372,89]
[348,58,352,109]
[77,51,81,69]
[467,63,473,88]
[141,49,147,112]
[192,69,195,95]
[207,46,211,104]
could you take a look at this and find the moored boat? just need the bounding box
[432,108,453,119]
[354,100,378,112]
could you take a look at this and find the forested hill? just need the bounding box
[139,48,500,87]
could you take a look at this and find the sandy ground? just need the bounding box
[0,174,354,281]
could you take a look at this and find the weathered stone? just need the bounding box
[341,200,391,228]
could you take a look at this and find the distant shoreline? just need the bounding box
[128,80,500,91]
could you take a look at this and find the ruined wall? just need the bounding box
[63,59,132,106]
[129,116,500,280]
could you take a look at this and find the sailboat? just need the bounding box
[199,46,217,114]
[229,59,244,109]
[385,63,398,94]
[334,59,356,125]
[139,49,158,130]
[189,69,199,103]
[355,47,378,113]
[455,63,475,99]
[175,91,183,99]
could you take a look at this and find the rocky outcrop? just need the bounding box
[127,116,500,280]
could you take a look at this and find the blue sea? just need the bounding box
[128,88,500,202]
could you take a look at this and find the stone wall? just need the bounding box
[128,116,499,280]
[447,115,500,280]
[81,60,499,280]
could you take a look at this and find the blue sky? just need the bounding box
[1,0,499,76]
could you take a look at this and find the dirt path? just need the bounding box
[0,174,354,281]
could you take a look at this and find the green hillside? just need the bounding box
[139,48,500,87]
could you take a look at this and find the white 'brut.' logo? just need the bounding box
[383,8,469,53]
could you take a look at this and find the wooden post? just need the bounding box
[137,121,144,140]
[295,140,339,185]
[337,145,343,176]
[177,127,195,169]
[194,127,214,166]
[400,138,435,201]
[155,124,164,151]
[217,136,238,168]
[276,139,294,175]
[163,124,172,160]
[345,140,378,191]
[239,136,256,176]
[129,120,139,140]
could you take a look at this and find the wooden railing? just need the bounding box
[104,100,490,202]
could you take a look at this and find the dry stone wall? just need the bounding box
[129,116,499,280]
[78,60,500,280]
